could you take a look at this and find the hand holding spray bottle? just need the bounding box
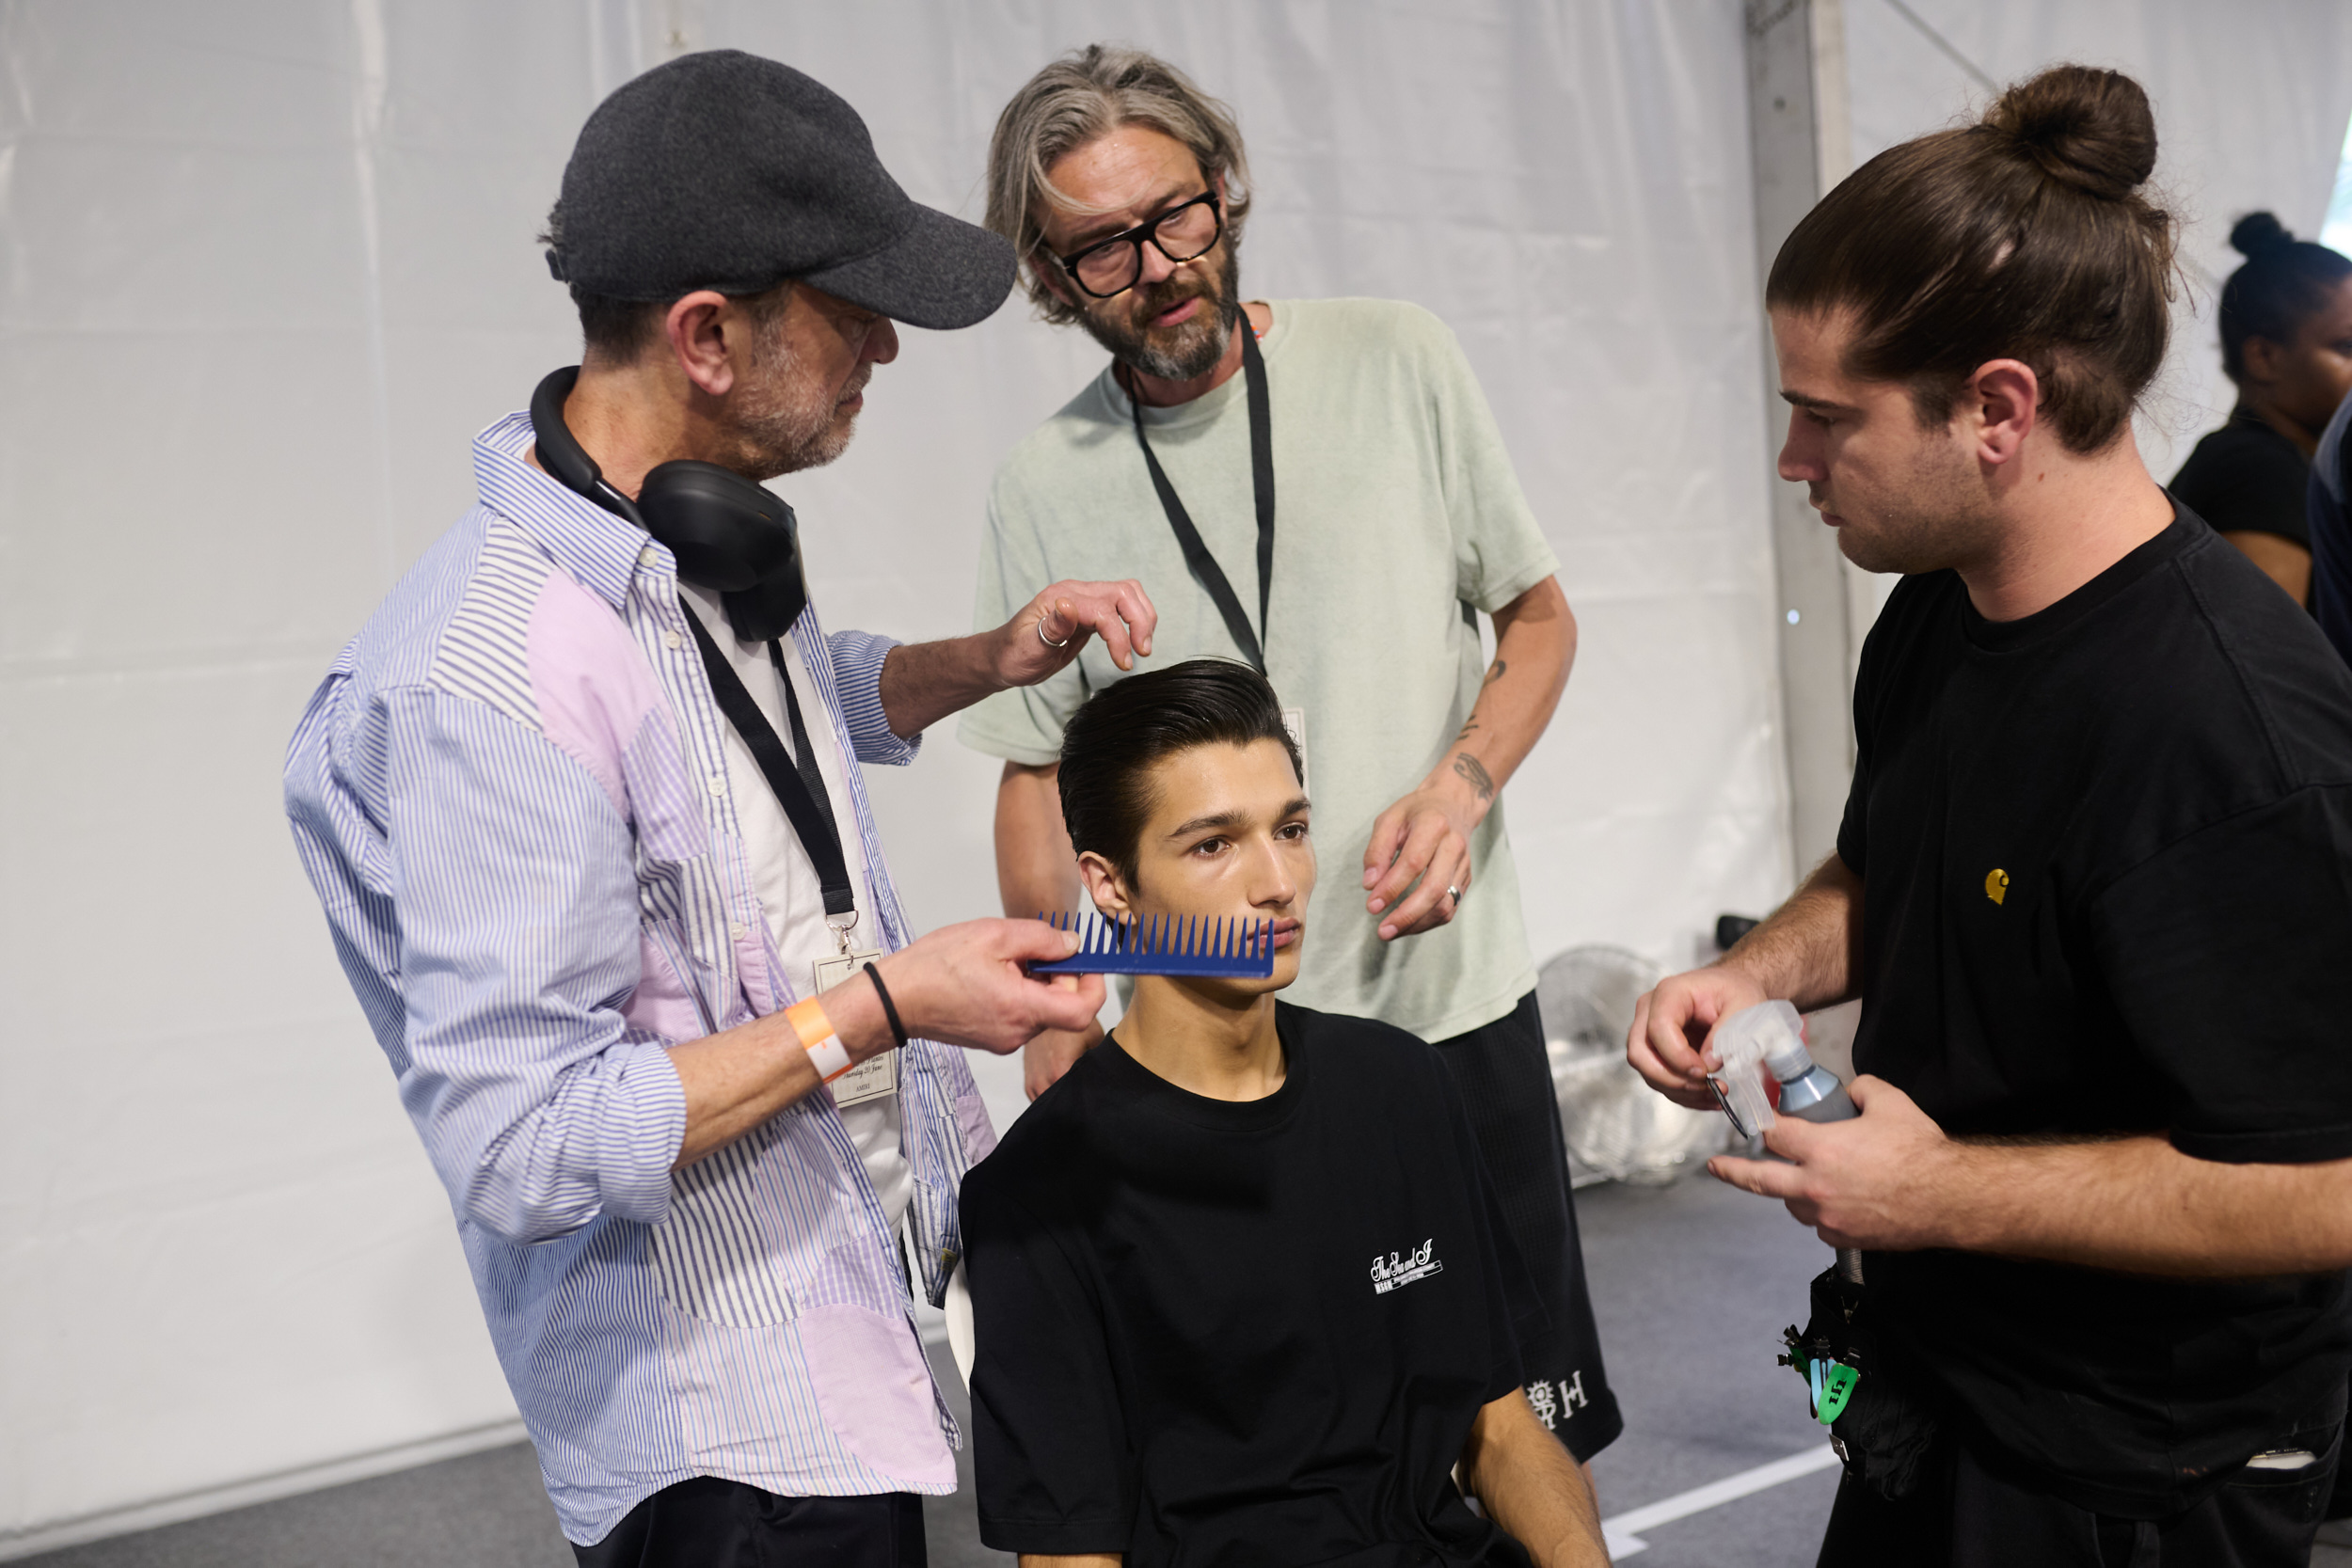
[1706,1000,1863,1285]
[1707,1000,1869,1430]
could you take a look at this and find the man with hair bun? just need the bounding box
[1629,64,2352,1560]
[2171,212,2352,606]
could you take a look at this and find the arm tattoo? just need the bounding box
[1452,752,1495,801]
[1453,661,1503,739]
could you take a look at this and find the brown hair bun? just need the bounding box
[1766,62,2176,454]
[1982,64,2158,199]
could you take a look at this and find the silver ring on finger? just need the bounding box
[1036,614,1070,649]
[1445,883,1462,905]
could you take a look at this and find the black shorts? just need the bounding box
[1427,990,1623,1461]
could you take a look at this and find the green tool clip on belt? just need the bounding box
[1780,1263,1944,1499]
[1808,1355,1861,1425]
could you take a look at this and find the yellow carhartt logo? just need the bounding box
[1985,868,2010,905]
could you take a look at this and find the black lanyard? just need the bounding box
[680,600,856,920]
[1131,324,1275,673]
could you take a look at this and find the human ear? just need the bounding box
[2240,335,2285,389]
[664,290,738,397]
[1026,209,1081,309]
[1964,358,2040,466]
[1032,254,1077,309]
[1074,851,1135,920]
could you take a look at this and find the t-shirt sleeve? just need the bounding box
[1415,307,1561,614]
[963,1167,1135,1555]
[956,476,1090,767]
[2090,785,2352,1164]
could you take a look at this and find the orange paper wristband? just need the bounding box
[787,997,852,1083]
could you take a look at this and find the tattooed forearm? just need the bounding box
[1483,659,1507,686]
[1454,716,1481,738]
[1452,752,1495,801]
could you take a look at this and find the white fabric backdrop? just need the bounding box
[0,0,2344,1550]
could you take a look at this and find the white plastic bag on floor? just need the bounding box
[1538,944,1732,1186]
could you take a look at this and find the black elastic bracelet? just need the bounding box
[863,961,909,1050]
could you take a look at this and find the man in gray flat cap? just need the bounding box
[285,50,1154,1566]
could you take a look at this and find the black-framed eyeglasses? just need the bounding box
[1051,190,1224,300]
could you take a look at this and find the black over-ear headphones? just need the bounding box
[530,366,808,641]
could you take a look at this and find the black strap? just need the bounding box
[1131,323,1275,673]
[680,600,856,919]
[863,961,908,1048]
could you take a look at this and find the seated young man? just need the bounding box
[961,659,1608,1568]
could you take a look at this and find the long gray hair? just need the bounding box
[985,45,1252,325]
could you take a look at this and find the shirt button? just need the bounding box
[730,922,749,940]
[707,772,726,796]
[640,546,659,566]
[664,630,682,650]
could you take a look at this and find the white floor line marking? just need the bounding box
[1599,1443,1842,1558]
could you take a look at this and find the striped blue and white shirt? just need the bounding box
[284,412,997,1545]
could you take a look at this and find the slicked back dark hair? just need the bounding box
[2217,212,2352,385]
[1058,658,1302,886]
[1767,64,2177,454]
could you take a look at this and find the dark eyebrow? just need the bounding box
[1780,389,1852,414]
[1163,807,1249,841]
[1064,185,1196,252]
[1162,797,1312,842]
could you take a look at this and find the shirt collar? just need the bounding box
[472,410,668,613]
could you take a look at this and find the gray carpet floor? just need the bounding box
[19,1174,2346,1567]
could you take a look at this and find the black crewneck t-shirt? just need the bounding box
[1840,507,2352,1515]
[961,1003,1542,1568]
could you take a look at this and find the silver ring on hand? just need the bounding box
[1036,614,1070,649]
[1445,884,1462,905]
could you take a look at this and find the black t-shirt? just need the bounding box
[961,1003,1541,1568]
[2170,407,2312,548]
[1840,508,2352,1515]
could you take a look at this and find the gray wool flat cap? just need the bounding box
[546,50,1014,331]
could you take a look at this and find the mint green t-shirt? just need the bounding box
[959,298,1558,1041]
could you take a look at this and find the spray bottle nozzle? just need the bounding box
[1707,999,1808,1136]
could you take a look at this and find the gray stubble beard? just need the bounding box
[728,325,866,481]
[1081,244,1244,384]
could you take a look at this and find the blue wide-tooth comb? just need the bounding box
[1028,911,1278,977]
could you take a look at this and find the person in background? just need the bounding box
[959,44,1618,1468]
[285,51,1154,1566]
[1630,65,2352,1562]
[962,658,1608,1567]
[2170,212,2352,605]
[2311,382,2352,1556]
[2308,385,2352,660]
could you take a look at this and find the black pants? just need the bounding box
[1427,990,1623,1461]
[1818,1427,2341,1568]
[572,1478,926,1568]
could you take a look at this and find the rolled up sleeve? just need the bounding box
[827,628,921,767]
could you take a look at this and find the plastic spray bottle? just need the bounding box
[1708,1000,1864,1284]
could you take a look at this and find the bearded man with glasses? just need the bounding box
[959,43,1618,1483]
